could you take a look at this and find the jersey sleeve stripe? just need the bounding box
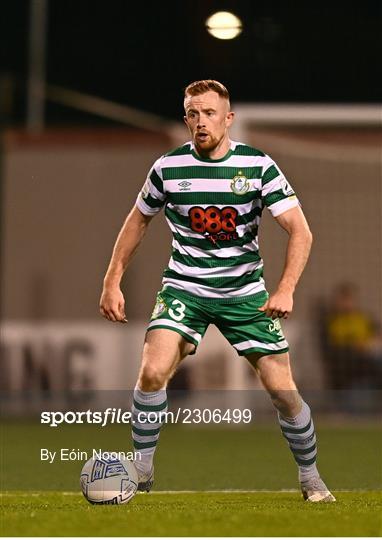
[267,196,300,217]
[262,164,281,186]
[164,143,192,157]
[135,196,162,216]
[149,168,164,194]
[233,145,265,156]
[144,177,166,201]
[261,177,290,198]
[263,189,292,207]
[142,193,165,209]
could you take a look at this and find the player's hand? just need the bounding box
[99,286,128,323]
[258,289,293,319]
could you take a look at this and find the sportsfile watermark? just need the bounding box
[41,407,253,427]
[3,389,381,492]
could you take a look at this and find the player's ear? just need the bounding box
[226,111,235,127]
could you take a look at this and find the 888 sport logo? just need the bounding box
[188,206,238,244]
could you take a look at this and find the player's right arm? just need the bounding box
[100,205,153,322]
[100,157,166,322]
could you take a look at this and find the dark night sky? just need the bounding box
[1,0,381,125]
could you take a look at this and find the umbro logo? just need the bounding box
[178,181,192,191]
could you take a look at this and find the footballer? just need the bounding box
[100,80,335,502]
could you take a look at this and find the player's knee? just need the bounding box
[270,389,302,417]
[138,364,170,392]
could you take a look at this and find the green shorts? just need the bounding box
[147,288,289,357]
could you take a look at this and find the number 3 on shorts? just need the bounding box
[169,299,186,321]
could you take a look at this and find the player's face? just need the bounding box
[184,91,234,158]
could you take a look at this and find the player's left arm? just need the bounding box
[259,206,313,319]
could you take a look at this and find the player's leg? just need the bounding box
[132,328,194,488]
[137,328,195,391]
[246,351,301,416]
[246,351,315,475]
[247,351,335,502]
[247,351,317,480]
[216,296,334,501]
[132,289,209,490]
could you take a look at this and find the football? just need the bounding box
[80,452,138,505]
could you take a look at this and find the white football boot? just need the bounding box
[300,477,336,502]
[136,466,154,492]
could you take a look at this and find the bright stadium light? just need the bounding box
[206,11,243,40]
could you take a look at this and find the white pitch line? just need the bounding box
[1,488,379,497]
[138,489,300,494]
[1,490,298,496]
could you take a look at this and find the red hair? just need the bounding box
[184,80,230,101]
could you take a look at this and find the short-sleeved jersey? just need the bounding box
[136,140,299,304]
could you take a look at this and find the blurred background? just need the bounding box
[1,0,381,417]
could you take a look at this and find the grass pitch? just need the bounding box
[1,421,381,536]
[1,491,381,536]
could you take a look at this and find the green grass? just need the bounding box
[2,421,382,491]
[1,491,381,536]
[1,421,381,535]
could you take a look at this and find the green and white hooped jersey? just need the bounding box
[135,140,299,303]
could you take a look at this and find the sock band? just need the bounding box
[278,400,318,475]
[132,388,167,467]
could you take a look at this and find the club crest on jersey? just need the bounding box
[151,295,167,319]
[231,172,249,195]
